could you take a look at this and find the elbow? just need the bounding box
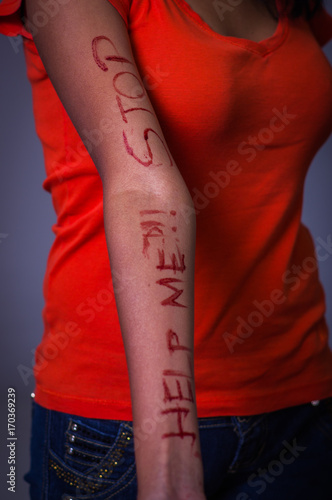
[102,171,196,226]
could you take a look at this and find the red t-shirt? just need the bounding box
[1,0,332,419]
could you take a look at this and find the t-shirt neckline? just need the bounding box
[173,0,289,56]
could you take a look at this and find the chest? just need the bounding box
[177,0,279,42]
[128,0,332,177]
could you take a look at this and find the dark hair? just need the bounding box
[279,0,324,19]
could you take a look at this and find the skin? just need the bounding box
[183,0,279,41]
[24,0,282,498]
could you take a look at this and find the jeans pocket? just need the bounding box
[48,417,136,499]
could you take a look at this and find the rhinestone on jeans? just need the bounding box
[68,435,75,443]
[71,423,78,431]
[49,429,133,494]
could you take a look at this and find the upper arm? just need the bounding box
[25,0,176,191]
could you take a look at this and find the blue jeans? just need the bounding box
[24,398,332,499]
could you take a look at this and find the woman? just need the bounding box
[1,0,332,498]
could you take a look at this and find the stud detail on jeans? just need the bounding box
[49,429,133,494]
[68,435,75,443]
[71,423,78,431]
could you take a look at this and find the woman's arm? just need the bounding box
[25,0,205,498]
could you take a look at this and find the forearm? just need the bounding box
[103,185,203,497]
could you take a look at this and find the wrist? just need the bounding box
[138,469,206,500]
[134,428,205,500]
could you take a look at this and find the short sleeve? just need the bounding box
[308,6,332,47]
[0,0,32,38]
[107,0,131,28]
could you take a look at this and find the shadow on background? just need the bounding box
[1,4,332,499]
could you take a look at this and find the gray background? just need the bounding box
[1,3,332,499]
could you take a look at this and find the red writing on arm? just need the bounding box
[140,220,165,257]
[116,96,153,124]
[163,378,194,403]
[114,73,152,123]
[92,36,173,169]
[167,329,191,354]
[92,36,132,71]
[161,407,196,445]
[140,210,167,216]
[162,369,191,378]
[140,221,165,232]
[123,129,173,168]
[156,278,187,308]
[156,247,186,274]
[113,72,145,99]
[138,208,198,450]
